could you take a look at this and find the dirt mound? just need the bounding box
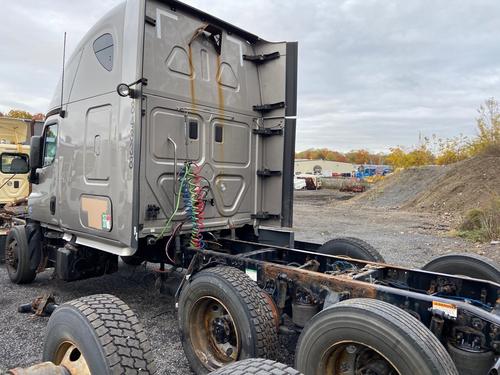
[352,165,449,208]
[404,156,500,214]
[354,155,500,216]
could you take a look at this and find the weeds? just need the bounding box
[457,198,500,242]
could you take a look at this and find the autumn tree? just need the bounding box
[346,149,371,164]
[385,147,407,168]
[7,109,33,119]
[385,145,435,168]
[468,97,500,156]
[406,145,435,166]
[326,151,348,162]
[296,148,349,162]
[32,113,45,121]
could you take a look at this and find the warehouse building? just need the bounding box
[294,159,357,176]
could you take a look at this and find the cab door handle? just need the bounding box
[50,196,56,215]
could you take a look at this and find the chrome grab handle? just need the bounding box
[167,136,178,196]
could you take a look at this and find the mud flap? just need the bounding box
[0,234,5,263]
[25,222,43,271]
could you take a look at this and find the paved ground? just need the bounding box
[0,190,497,373]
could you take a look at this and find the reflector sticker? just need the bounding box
[102,213,112,231]
[432,301,457,318]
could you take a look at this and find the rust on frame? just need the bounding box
[262,262,378,300]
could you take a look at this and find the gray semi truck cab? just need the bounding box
[23,0,296,280]
[4,1,500,374]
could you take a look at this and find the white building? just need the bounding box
[294,159,357,176]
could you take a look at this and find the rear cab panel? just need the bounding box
[140,0,298,238]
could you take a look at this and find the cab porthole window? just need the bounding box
[93,33,114,71]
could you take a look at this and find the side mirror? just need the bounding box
[29,136,42,184]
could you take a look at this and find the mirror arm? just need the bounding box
[29,169,39,184]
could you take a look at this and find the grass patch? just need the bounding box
[457,199,500,242]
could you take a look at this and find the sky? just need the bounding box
[1,0,500,152]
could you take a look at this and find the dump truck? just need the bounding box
[3,1,499,374]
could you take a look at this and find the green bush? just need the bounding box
[458,199,500,242]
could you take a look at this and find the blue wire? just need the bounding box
[433,293,492,311]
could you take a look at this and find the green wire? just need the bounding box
[156,166,189,240]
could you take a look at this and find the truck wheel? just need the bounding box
[178,266,278,374]
[422,253,500,282]
[317,237,385,263]
[121,255,144,266]
[209,358,301,375]
[43,294,156,374]
[5,226,36,284]
[295,298,458,375]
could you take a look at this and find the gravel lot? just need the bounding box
[0,190,497,372]
[293,190,499,266]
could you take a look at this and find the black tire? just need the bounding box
[209,358,301,375]
[5,226,36,284]
[447,342,495,375]
[0,234,6,264]
[422,253,500,283]
[179,266,278,374]
[317,237,385,263]
[121,255,144,266]
[43,294,156,374]
[295,298,458,375]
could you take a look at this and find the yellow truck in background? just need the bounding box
[0,116,43,262]
[0,117,31,204]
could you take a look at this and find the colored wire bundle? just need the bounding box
[156,162,207,250]
[181,163,206,249]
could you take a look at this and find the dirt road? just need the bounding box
[0,190,497,373]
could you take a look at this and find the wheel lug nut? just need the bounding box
[346,344,357,354]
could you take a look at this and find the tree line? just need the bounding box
[0,109,45,121]
[295,148,386,165]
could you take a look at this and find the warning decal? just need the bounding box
[432,301,457,318]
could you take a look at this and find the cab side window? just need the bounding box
[93,33,114,71]
[43,124,58,166]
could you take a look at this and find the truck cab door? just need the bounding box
[29,122,60,226]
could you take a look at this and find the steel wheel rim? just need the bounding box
[321,340,401,375]
[6,239,19,272]
[190,296,240,371]
[54,341,91,375]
